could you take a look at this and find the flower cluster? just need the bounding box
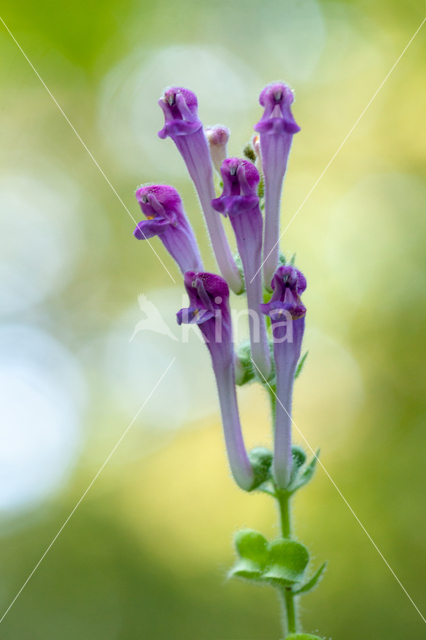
[134,82,304,492]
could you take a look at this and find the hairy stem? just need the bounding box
[276,490,298,637]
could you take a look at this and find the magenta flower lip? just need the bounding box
[256,82,301,135]
[158,87,203,139]
[212,158,260,217]
[176,270,230,337]
[260,265,307,320]
[134,184,203,275]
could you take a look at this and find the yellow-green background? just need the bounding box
[0,0,425,638]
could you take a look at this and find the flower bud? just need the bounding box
[205,125,230,174]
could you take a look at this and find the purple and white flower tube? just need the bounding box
[212,158,271,381]
[260,265,307,488]
[158,87,242,294]
[254,82,300,290]
[134,184,203,275]
[177,271,254,491]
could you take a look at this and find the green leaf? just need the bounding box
[228,559,264,581]
[234,530,269,568]
[294,562,327,595]
[289,450,320,493]
[263,539,309,585]
[294,351,308,379]
[230,529,269,582]
[285,634,324,640]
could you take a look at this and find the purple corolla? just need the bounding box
[212,158,271,381]
[260,265,306,488]
[176,271,254,491]
[254,82,300,290]
[158,87,242,294]
[134,184,203,274]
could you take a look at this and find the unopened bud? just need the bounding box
[205,125,230,173]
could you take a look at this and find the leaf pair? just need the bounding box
[230,529,326,594]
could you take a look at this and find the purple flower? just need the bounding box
[260,265,307,488]
[212,158,271,381]
[134,184,203,274]
[158,87,242,294]
[254,82,300,289]
[177,271,254,491]
[205,125,230,174]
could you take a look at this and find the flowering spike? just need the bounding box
[177,271,254,491]
[260,265,306,488]
[134,185,203,274]
[158,87,243,294]
[212,158,271,380]
[205,125,230,174]
[254,82,300,290]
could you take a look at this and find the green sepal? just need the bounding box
[249,447,273,490]
[289,253,296,266]
[262,539,309,586]
[295,351,308,379]
[235,340,255,386]
[243,143,256,163]
[293,562,327,595]
[285,635,324,640]
[287,450,320,494]
[291,445,307,473]
[234,254,246,295]
[278,252,286,266]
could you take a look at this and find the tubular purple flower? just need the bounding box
[134,184,203,274]
[254,82,300,290]
[260,265,307,488]
[205,125,230,174]
[212,158,271,380]
[158,87,243,294]
[176,271,254,491]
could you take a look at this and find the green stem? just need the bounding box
[276,490,298,637]
[283,587,297,635]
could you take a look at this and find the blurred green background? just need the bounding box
[0,0,425,638]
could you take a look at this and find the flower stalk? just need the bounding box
[132,82,326,640]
